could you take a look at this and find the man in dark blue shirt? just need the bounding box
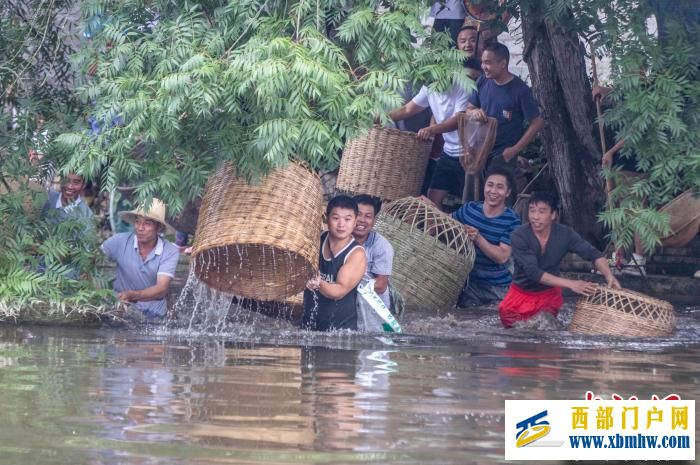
[466,43,543,173]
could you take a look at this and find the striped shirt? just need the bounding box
[452,202,521,286]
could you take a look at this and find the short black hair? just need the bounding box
[353,194,382,215]
[458,25,477,33]
[483,42,510,65]
[484,166,513,190]
[528,191,558,212]
[326,195,358,217]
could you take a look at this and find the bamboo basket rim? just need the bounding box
[570,285,675,337]
[381,197,474,257]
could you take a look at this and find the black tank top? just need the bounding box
[302,232,362,331]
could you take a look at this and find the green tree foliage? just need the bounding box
[58,0,470,214]
[515,0,699,253]
[1,0,114,316]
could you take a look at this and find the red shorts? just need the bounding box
[498,284,564,328]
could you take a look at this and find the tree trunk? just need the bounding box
[519,4,606,244]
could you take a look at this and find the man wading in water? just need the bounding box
[499,191,621,327]
[302,195,367,332]
[101,198,180,320]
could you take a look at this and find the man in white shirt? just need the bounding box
[389,68,471,210]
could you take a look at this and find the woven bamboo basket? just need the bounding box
[569,286,675,337]
[458,114,497,175]
[191,162,324,300]
[374,197,476,313]
[659,190,700,248]
[336,127,432,200]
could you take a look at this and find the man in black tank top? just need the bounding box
[302,196,367,331]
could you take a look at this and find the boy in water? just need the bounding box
[302,195,367,331]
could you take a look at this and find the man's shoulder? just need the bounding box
[501,207,521,223]
[160,237,180,256]
[106,232,133,246]
[367,230,393,252]
[511,223,532,239]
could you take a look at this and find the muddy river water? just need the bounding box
[0,303,698,464]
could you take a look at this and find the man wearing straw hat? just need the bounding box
[100,198,180,319]
[500,191,620,328]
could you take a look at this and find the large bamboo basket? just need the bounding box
[569,286,675,337]
[336,127,432,200]
[659,190,700,248]
[375,197,476,313]
[458,114,497,175]
[191,162,324,301]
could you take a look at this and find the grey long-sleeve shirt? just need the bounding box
[511,223,604,292]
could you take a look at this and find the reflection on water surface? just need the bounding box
[0,304,698,464]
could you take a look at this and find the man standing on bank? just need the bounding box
[499,191,621,328]
[302,195,367,332]
[101,198,180,320]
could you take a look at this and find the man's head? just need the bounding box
[483,167,512,209]
[134,215,163,244]
[353,194,382,241]
[481,42,510,80]
[326,195,359,241]
[119,198,172,244]
[457,26,478,57]
[527,191,558,233]
[61,174,86,202]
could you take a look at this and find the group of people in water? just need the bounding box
[34,14,631,329]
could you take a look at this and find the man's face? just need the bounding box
[134,215,161,244]
[483,174,510,209]
[481,50,507,80]
[327,207,357,241]
[528,201,556,233]
[354,203,376,240]
[457,28,478,57]
[61,174,85,201]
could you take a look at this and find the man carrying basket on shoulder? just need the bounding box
[500,191,621,328]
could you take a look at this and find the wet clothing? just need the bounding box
[459,281,510,308]
[468,75,541,159]
[511,223,604,292]
[412,83,470,157]
[429,152,466,195]
[101,233,180,318]
[361,230,393,309]
[302,232,363,332]
[452,201,520,307]
[499,284,564,327]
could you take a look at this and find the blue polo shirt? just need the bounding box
[452,201,521,286]
[101,232,179,317]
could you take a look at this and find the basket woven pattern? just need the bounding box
[375,197,475,312]
[458,114,497,175]
[192,162,323,300]
[336,127,432,200]
[569,286,675,337]
[659,190,700,248]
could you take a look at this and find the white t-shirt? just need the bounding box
[412,83,470,157]
[430,0,466,20]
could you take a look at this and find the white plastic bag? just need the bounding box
[356,280,402,333]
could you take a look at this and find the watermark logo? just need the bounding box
[505,399,695,461]
[515,410,551,447]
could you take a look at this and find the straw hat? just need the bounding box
[118,198,176,234]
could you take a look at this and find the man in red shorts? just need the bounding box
[499,191,621,327]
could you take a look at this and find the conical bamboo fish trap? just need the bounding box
[375,197,476,313]
[336,127,432,200]
[569,286,675,337]
[191,162,323,301]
